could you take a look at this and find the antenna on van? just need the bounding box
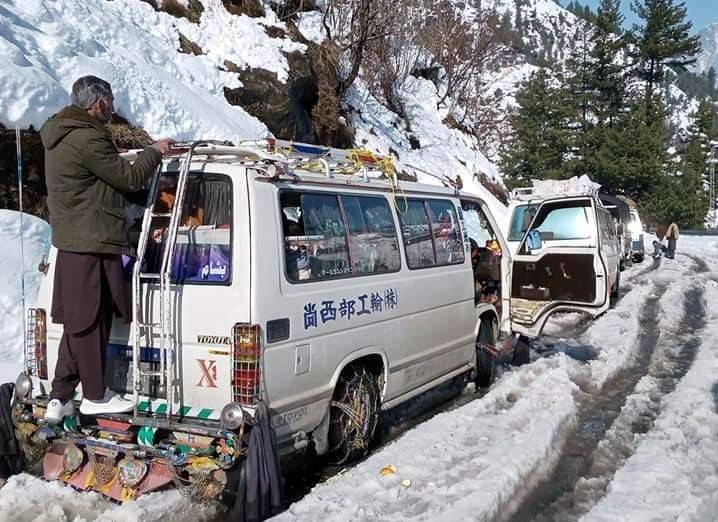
[16,125,27,351]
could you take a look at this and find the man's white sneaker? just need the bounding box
[44,398,75,423]
[79,389,134,415]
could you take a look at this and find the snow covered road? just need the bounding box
[1,235,717,521]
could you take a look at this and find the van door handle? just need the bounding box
[559,262,571,279]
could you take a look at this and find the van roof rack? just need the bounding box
[510,177,601,201]
[121,138,464,192]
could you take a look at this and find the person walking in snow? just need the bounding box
[665,222,679,259]
[40,75,174,422]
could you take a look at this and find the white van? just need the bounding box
[509,188,622,337]
[14,141,520,505]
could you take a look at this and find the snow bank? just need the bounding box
[0,0,270,141]
[0,473,220,522]
[0,210,50,384]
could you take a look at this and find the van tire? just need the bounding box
[511,335,531,366]
[475,318,498,388]
[633,254,644,263]
[610,267,620,300]
[328,366,380,466]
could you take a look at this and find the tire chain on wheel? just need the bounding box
[329,367,380,465]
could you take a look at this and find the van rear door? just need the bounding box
[510,196,610,337]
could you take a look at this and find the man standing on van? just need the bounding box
[40,75,174,422]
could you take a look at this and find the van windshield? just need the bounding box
[508,204,538,241]
[530,201,592,241]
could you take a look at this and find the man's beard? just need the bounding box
[98,110,112,124]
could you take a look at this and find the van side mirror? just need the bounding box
[526,229,543,252]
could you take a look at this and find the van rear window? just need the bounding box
[142,173,232,284]
[280,191,401,282]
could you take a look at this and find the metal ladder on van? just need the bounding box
[130,144,197,423]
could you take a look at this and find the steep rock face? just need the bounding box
[696,22,718,78]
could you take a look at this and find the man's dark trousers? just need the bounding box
[50,251,129,402]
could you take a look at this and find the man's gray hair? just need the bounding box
[71,75,112,109]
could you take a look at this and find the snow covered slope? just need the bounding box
[0,0,278,140]
[0,0,509,212]
[696,22,718,78]
[0,210,50,384]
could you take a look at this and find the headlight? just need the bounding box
[220,402,245,431]
[15,373,32,399]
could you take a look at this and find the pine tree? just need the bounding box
[501,69,573,188]
[631,0,701,114]
[615,96,668,201]
[708,67,717,98]
[590,0,627,127]
[677,98,716,226]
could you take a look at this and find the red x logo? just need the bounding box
[196,359,218,388]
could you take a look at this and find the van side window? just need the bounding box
[427,200,465,265]
[400,200,436,268]
[342,196,401,274]
[399,199,464,269]
[281,192,351,281]
[144,173,232,284]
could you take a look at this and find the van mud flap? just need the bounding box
[43,440,173,501]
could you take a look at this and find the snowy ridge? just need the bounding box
[696,22,718,77]
[475,0,582,63]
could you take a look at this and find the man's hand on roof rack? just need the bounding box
[151,138,176,155]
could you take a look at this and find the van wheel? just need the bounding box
[475,318,498,388]
[511,335,531,366]
[610,267,620,300]
[633,254,644,263]
[328,366,380,466]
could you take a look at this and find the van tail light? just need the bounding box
[25,308,48,379]
[231,323,262,405]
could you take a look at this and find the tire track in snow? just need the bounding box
[631,256,662,279]
[506,278,670,522]
[508,265,705,522]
